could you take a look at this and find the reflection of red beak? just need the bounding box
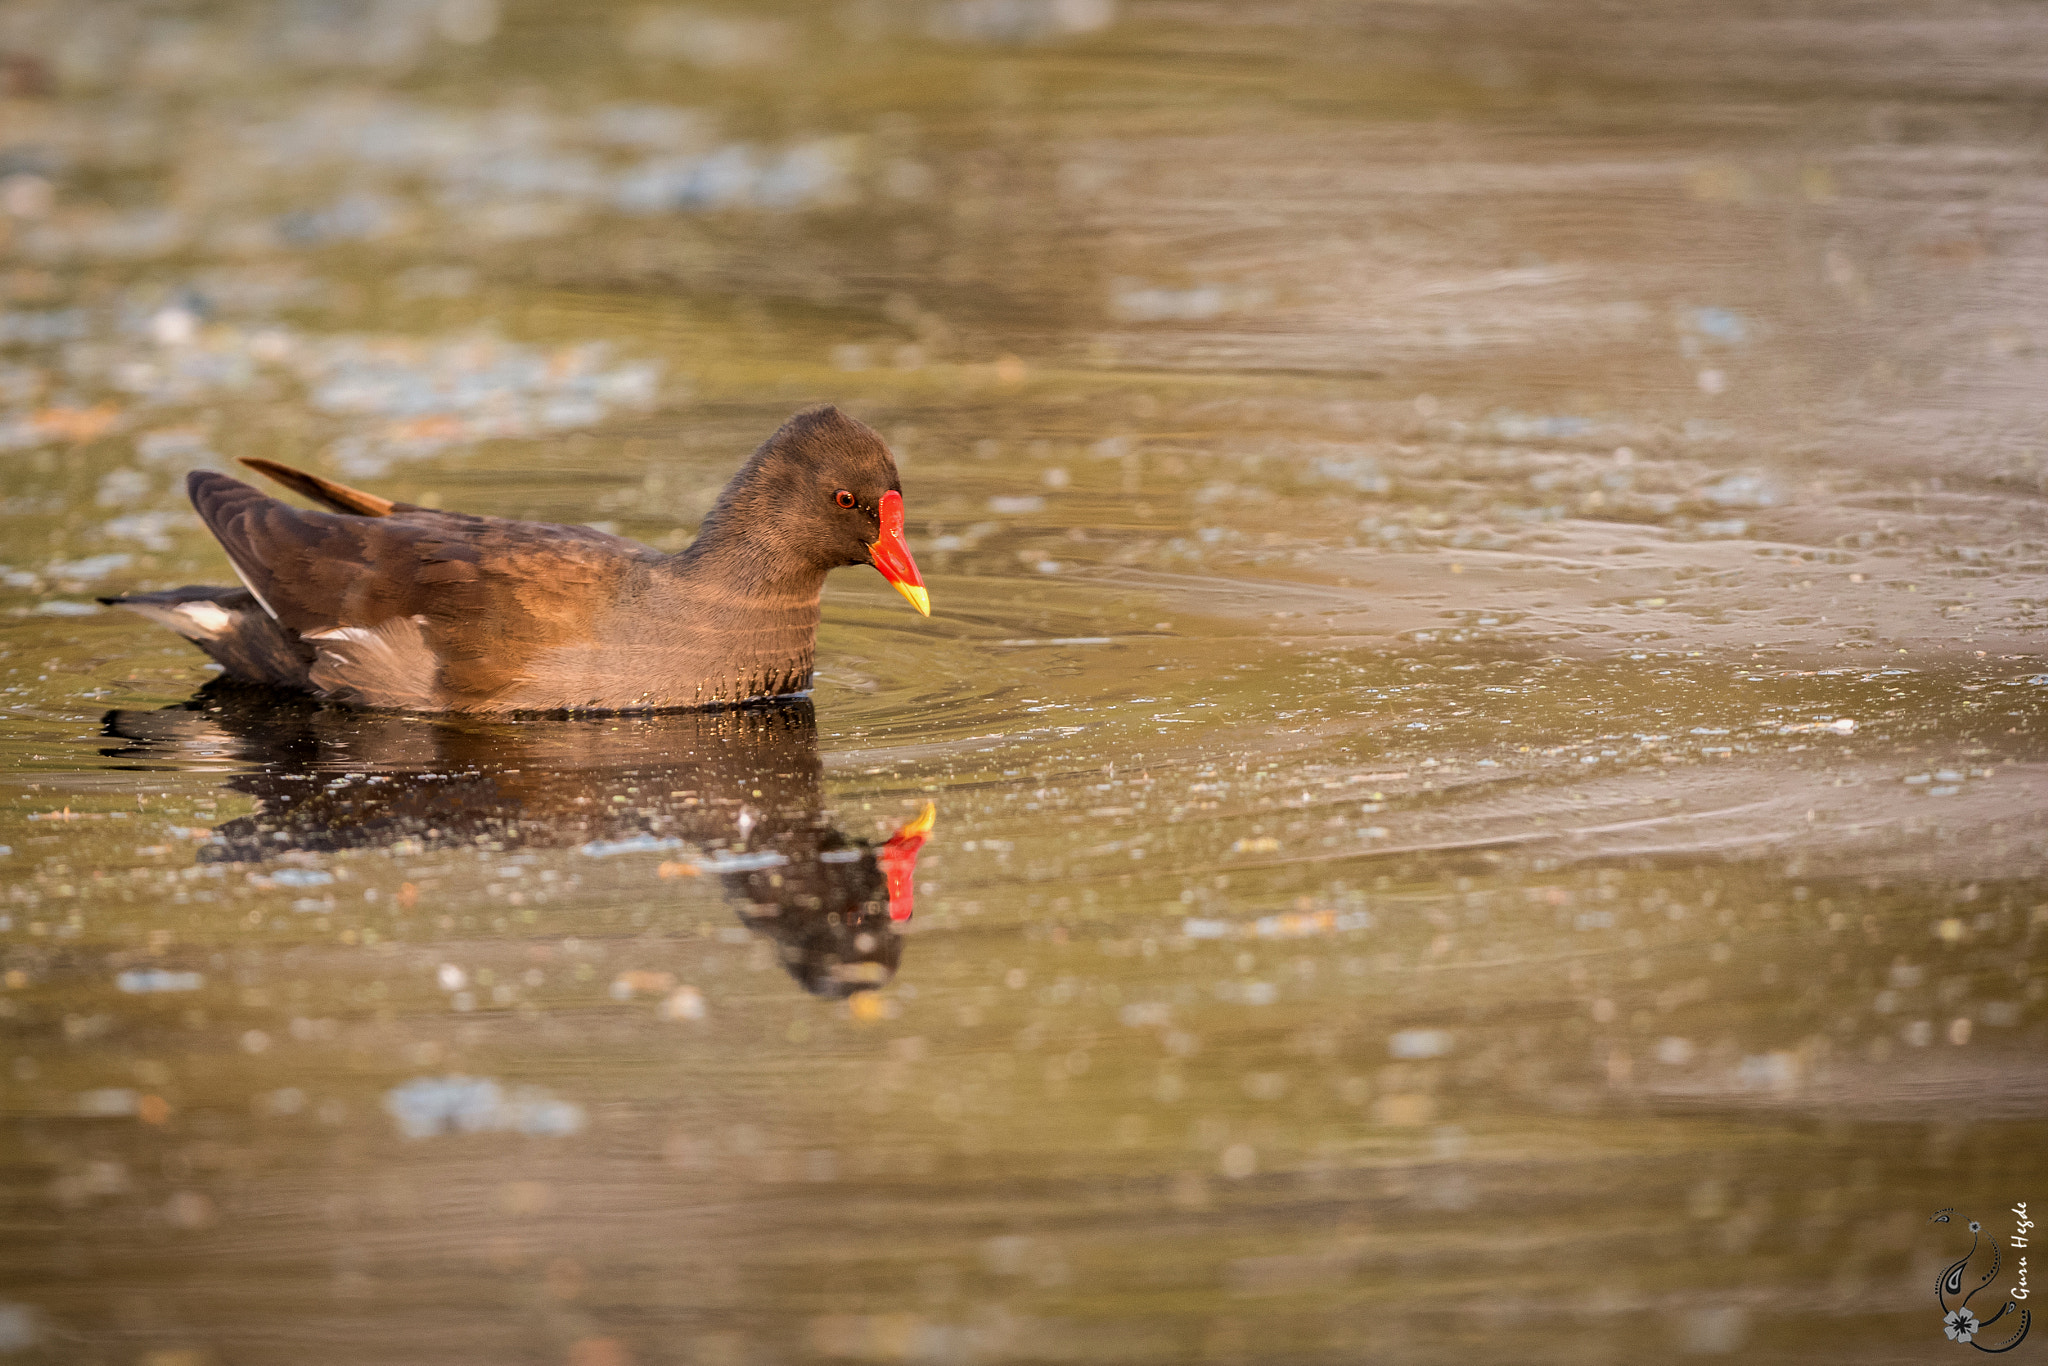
[878,802,936,922]
[869,490,929,617]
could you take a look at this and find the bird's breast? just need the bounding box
[477,591,821,713]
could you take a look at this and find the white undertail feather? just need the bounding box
[172,600,235,635]
[304,614,439,709]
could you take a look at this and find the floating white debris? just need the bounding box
[993,637,1114,646]
[1252,909,1370,938]
[1735,1052,1800,1092]
[46,554,133,579]
[102,511,183,551]
[1309,454,1391,494]
[1181,910,1371,942]
[1699,472,1778,509]
[383,1075,586,1139]
[578,833,685,858]
[136,429,218,464]
[1110,279,1268,322]
[1679,1307,1750,1356]
[611,969,675,1000]
[95,468,151,507]
[115,970,203,994]
[930,0,1117,43]
[700,849,790,873]
[33,316,663,478]
[1686,307,1750,345]
[259,1087,307,1115]
[75,1088,140,1117]
[660,985,707,1021]
[0,308,90,345]
[1654,1036,1694,1065]
[614,139,857,213]
[1388,1028,1453,1060]
[1777,718,1856,735]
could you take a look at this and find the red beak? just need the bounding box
[869,490,929,616]
[878,802,936,922]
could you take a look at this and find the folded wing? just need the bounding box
[187,470,655,709]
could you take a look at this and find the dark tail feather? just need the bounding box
[238,457,397,517]
[102,585,314,692]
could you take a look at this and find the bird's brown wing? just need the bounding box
[188,471,658,709]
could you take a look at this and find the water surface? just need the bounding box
[2,2,2046,1362]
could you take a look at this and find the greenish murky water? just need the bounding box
[3,2,2046,1362]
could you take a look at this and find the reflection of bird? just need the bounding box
[102,690,931,998]
[101,406,929,712]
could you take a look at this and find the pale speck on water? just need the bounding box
[1,1,2046,1363]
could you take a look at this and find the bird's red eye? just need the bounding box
[835,490,856,509]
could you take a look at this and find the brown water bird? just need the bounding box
[103,406,930,712]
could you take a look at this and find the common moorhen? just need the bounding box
[104,406,929,712]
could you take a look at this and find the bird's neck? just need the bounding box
[625,540,823,705]
[664,529,830,609]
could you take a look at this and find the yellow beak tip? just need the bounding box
[900,801,938,837]
[894,583,931,617]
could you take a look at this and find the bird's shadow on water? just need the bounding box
[99,684,931,999]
